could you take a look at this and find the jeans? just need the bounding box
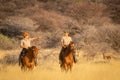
[19,48,27,66]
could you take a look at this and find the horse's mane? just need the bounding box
[64,42,74,56]
[27,46,37,58]
[28,46,37,52]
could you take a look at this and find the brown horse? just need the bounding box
[61,42,75,71]
[21,46,39,71]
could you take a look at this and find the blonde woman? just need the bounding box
[59,32,77,64]
[19,32,40,66]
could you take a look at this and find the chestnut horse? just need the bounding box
[61,42,75,71]
[21,46,39,71]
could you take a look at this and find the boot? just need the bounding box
[35,58,38,66]
[73,55,77,63]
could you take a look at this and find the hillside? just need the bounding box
[0,0,120,55]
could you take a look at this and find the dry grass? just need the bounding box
[0,49,120,80]
[0,60,120,80]
[0,49,20,59]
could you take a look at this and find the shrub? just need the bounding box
[104,0,120,24]
[0,54,18,65]
[0,25,22,38]
[78,24,120,56]
[0,0,37,19]
[64,1,107,25]
[0,34,18,50]
[34,18,53,32]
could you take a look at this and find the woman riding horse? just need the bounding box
[19,32,40,67]
[59,32,77,64]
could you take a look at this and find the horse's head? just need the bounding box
[30,46,39,58]
[69,42,75,51]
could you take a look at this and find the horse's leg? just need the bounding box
[69,63,73,71]
[70,56,73,71]
[60,60,63,71]
[21,60,26,71]
[21,64,26,71]
[28,61,35,70]
[67,63,70,71]
[29,67,33,71]
[21,66,24,71]
[64,58,69,72]
[66,58,71,71]
[25,66,28,71]
[21,66,26,71]
[60,63,63,70]
[31,64,34,70]
[67,63,72,71]
[64,63,68,72]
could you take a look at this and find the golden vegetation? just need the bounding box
[0,49,120,80]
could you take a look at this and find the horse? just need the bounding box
[21,46,39,71]
[60,42,75,71]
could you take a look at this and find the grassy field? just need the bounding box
[0,49,120,80]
